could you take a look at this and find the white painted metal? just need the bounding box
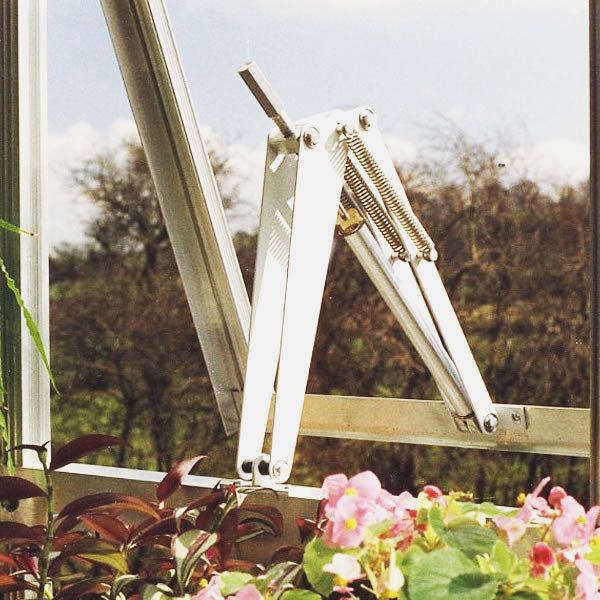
[100,0,250,434]
[12,1,50,464]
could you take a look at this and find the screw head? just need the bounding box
[511,411,522,424]
[271,460,288,480]
[359,109,375,130]
[483,413,498,433]
[303,126,320,148]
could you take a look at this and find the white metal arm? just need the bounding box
[236,62,499,484]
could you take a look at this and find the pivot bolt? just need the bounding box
[359,108,375,130]
[303,126,320,148]
[483,413,498,433]
[271,460,288,480]
[511,411,522,424]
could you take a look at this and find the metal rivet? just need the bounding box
[483,413,498,433]
[271,460,288,479]
[511,411,522,424]
[359,109,375,130]
[303,126,320,148]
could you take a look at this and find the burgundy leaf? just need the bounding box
[53,575,112,600]
[184,490,226,514]
[0,521,45,545]
[129,516,194,547]
[54,515,80,538]
[270,545,305,564]
[0,553,17,569]
[57,493,159,521]
[156,455,206,503]
[0,574,38,592]
[49,434,127,471]
[223,558,257,571]
[239,504,284,536]
[52,531,85,552]
[0,477,46,501]
[8,443,48,454]
[79,513,129,544]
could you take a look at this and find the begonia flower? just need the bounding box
[377,550,405,599]
[549,486,567,507]
[575,558,600,599]
[515,476,551,522]
[375,490,415,538]
[324,494,377,548]
[553,497,599,547]
[192,575,224,600]
[493,515,527,547]
[323,553,362,593]
[529,541,555,578]
[230,584,262,600]
[322,471,382,516]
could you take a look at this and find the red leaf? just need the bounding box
[184,490,226,514]
[156,455,206,503]
[52,531,85,552]
[239,504,284,536]
[270,545,305,564]
[129,516,193,547]
[0,574,38,592]
[57,493,159,521]
[14,552,39,577]
[0,521,45,545]
[49,434,127,471]
[0,553,17,569]
[53,575,112,600]
[79,513,129,545]
[0,476,46,500]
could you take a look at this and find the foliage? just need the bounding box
[0,434,283,599]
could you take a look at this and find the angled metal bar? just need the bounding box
[0,0,50,466]
[100,0,250,434]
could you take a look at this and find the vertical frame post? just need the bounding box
[0,0,49,465]
[591,0,600,504]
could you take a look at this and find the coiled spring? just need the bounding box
[342,159,406,257]
[342,129,437,260]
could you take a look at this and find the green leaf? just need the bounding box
[0,257,57,393]
[489,539,516,573]
[173,529,218,592]
[219,572,254,596]
[302,537,342,596]
[409,547,500,600]
[140,583,174,600]
[110,574,140,600]
[281,590,322,600]
[461,502,516,518]
[440,518,498,558]
[0,218,34,236]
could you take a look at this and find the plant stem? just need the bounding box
[37,454,54,600]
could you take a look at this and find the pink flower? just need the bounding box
[230,585,262,600]
[516,477,551,522]
[323,553,362,593]
[375,490,415,538]
[549,486,567,507]
[324,494,376,548]
[553,497,599,547]
[575,559,600,599]
[494,515,527,547]
[529,542,555,578]
[322,471,382,516]
[192,576,224,600]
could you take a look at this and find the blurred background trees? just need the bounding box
[49,132,590,504]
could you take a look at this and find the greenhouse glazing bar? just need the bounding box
[590,0,600,505]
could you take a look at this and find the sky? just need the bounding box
[47,0,590,249]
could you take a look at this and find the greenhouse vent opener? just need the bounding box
[235,61,525,486]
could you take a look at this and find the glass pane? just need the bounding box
[48,0,590,500]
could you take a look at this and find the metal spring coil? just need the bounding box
[342,158,406,256]
[344,130,436,260]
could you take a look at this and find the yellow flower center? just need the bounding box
[345,517,357,530]
[383,590,399,599]
[199,578,209,589]
[333,575,348,588]
[516,492,527,505]
[577,515,587,525]
[345,488,358,496]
